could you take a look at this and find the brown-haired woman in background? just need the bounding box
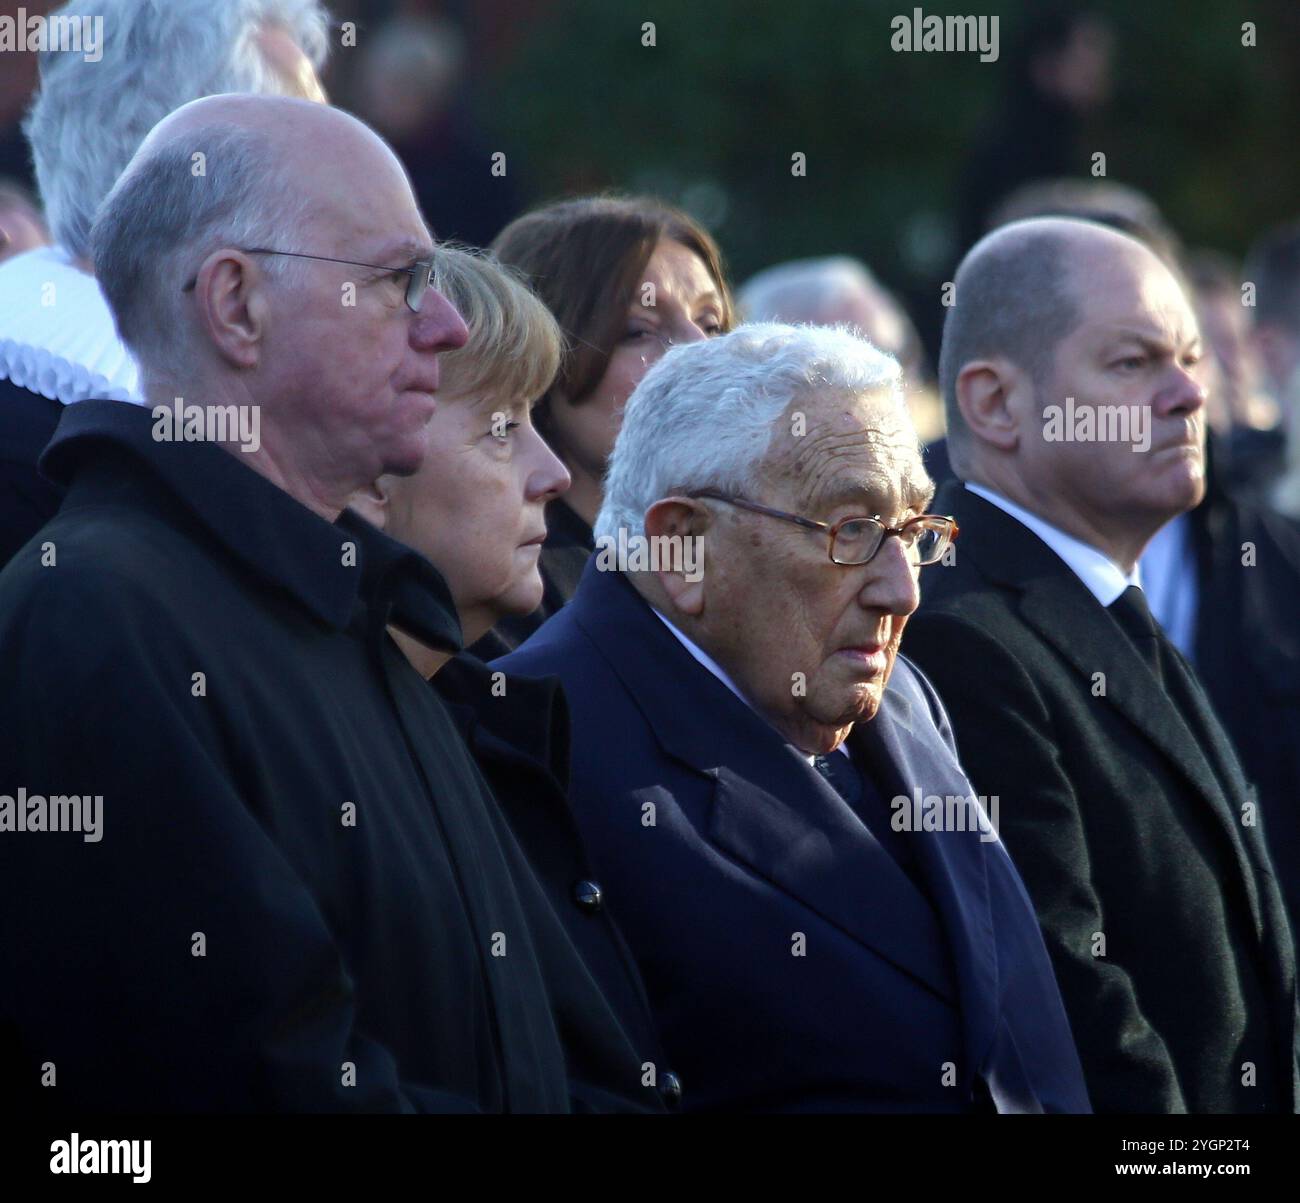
[473,195,735,655]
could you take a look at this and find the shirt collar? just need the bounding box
[651,607,848,762]
[0,245,142,405]
[41,398,462,649]
[965,482,1140,606]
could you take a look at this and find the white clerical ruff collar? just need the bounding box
[0,244,142,405]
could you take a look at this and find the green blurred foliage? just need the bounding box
[485,0,1299,299]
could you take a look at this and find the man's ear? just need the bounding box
[955,358,1021,453]
[192,248,268,370]
[348,478,393,531]
[643,496,709,617]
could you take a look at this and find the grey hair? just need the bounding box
[737,256,882,324]
[92,123,309,366]
[596,322,903,542]
[23,0,330,260]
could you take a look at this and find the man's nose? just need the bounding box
[411,286,469,353]
[860,534,921,618]
[1156,360,1208,418]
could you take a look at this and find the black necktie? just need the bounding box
[1109,585,1165,685]
[813,751,923,886]
[812,752,863,807]
[1110,584,1223,730]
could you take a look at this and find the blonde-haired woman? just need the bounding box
[351,245,675,1111]
[354,244,569,664]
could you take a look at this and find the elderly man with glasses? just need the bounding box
[0,94,666,1114]
[493,323,1089,1113]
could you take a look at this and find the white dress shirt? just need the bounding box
[1138,512,1199,661]
[965,482,1140,606]
[652,608,849,763]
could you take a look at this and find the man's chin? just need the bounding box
[812,687,882,730]
[383,439,429,479]
[1155,464,1206,516]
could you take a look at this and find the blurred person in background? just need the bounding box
[0,0,329,568]
[0,179,47,265]
[985,177,1183,267]
[1185,249,1280,496]
[349,10,519,248]
[1246,221,1300,521]
[737,255,942,442]
[956,4,1114,253]
[350,245,679,1108]
[473,194,735,655]
[1144,229,1300,949]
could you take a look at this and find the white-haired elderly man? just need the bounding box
[738,256,917,367]
[0,0,329,567]
[494,323,1090,1113]
[0,94,664,1114]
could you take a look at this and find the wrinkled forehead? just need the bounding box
[764,388,932,518]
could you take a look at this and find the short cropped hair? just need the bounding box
[24,0,329,260]
[430,245,562,405]
[597,322,903,542]
[938,224,1081,459]
[92,124,308,365]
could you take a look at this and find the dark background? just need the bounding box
[3,0,1297,357]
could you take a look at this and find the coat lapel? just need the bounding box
[708,751,956,1001]
[852,675,1001,1080]
[571,565,958,1001]
[943,484,1267,937]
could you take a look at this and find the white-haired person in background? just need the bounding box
[0,0,329,567]
[494,322,1089,1113]
[737,256,942,442]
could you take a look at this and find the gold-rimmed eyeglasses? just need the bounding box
[687,489,958,566]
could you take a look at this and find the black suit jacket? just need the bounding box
[928,431,1300,937]
[905,481,1300,1113]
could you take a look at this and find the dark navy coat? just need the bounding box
[495,561,1090,1113]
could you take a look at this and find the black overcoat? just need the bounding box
[905,481,1300,1114]
[0,399,660,1113]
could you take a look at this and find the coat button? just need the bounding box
[572,879,603,912]
[659,1070,683,1108]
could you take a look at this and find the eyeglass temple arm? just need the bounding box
[687,490,830,534]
